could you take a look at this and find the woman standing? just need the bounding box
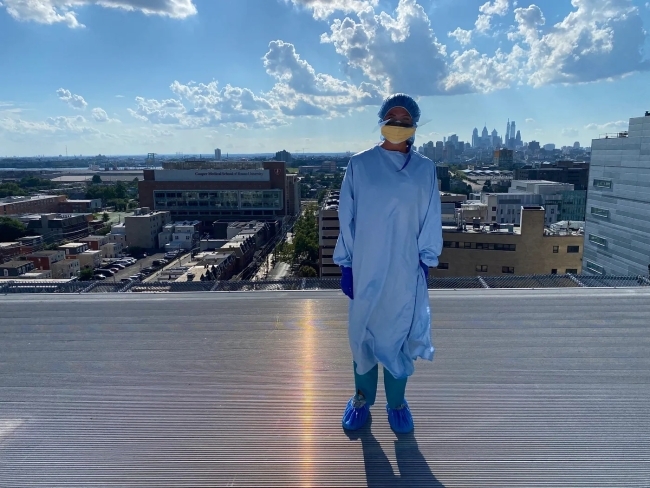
[334,93,443,433]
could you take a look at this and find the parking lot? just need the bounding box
[96,253,166,283]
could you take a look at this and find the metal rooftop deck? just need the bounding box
[1,289,649,487]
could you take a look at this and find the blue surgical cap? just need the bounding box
[378,93,421,126]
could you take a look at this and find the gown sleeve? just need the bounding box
[333,160,355,268]
[418,165,443,268]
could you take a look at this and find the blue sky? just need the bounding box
[1,0,649,157]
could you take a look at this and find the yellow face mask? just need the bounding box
[381,124,416,144]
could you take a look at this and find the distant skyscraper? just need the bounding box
[506,119,511,142]
[275,150,292,164]
[511,120,516,140]
[215,148,222,161]
[516,130,522,146]
[573,141,581,149]
[472,128,479,148]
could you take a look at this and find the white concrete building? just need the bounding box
[583,113,650,276]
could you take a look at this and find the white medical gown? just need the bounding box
[333,145,443,380]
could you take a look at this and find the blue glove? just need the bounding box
[341,266,353,299]
[420,261,429,280]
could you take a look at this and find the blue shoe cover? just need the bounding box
[342,395,369,431]
[386,400,414,433]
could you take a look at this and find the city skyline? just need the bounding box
[1,0,649,156]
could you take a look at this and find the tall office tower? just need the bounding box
[583,114,650,276]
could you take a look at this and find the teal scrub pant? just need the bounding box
[353,361,408,409]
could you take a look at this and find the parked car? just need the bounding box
[120,278,132,283]
[96,269,115,276]
[128,275,141,281]
[92,275,106,280]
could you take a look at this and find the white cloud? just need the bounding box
[115,94,125,98]
[561,127,579,137]
[448,27,472,46]
[525,118,534,123]
[0,114,100,136]
[1,0,197,28]
[129,39,384,129]
[286,0,377,19]
[584,120,628,131]
[475,0,509,33]
[91,107,119,123]
[322,0,450,95]
[56,88,88,110]
[514,0,649,87]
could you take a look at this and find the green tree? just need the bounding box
[0,217,28,241]
[92,174,102,184]
[79,268,94,281]
[102,212,110,223]
[0,183,27,198]
[292,204,319,264]
[298,265,317,277]
[115,181,127,199]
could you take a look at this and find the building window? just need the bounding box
[492,206,497,211]
[475,265,488,272]
[502,266,514,274]
[437,263,449,269]
[593,179,612,189]
[566,269,578,274]
[567,246,580,253]
[551,269,557,275]
[588,234,607,247]
[501,218,505,223]
[586,261,605,275]
[491,216,496,221]
[591,207,609,218]
[500,209,503,214]
[553,246,559,253]
[464,242,472,248]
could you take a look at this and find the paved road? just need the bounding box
[1,288,649,487]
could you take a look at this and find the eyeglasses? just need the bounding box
[383,118,414,128]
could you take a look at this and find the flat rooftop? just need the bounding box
[1,288,649,487]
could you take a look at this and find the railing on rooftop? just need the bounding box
[598,131,628,139]
[1,274,649,294]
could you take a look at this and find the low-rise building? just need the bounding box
[100,242,123,258]
[21,213,91,242]
[51,258,80,279]
[58,199,102,213]
[0,260,35,277]
[78,250,102,269]
[0,195,66,216]
[16,235,44,255]
[0,242,21,262]
[24,250,66,271]
[432,206,583,277]
[59,242,89,256]
[159,220,200,252]
[125,208,172,249]
[17,271,53,280]
[80,235,109,251]
[108,223,127,247]
[319,202,583,277]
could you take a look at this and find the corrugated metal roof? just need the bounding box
[1,289,649,487]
